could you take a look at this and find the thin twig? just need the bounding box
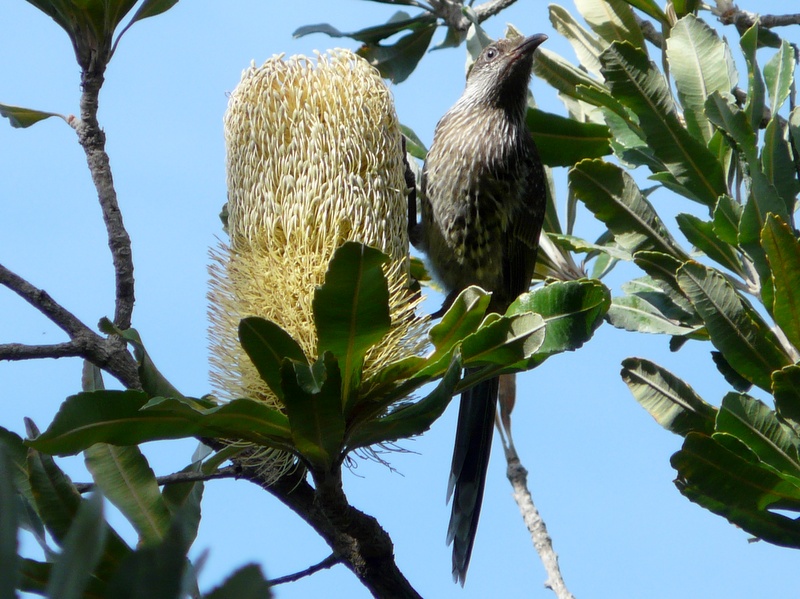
[267,554,340,586]
[74,465,240,493]
[474,0,520,23]
[497,379,575,599]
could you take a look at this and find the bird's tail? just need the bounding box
[446,370,499,585]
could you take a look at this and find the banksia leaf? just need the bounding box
[209,49,425,477]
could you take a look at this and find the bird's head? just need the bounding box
[462,33,547,114]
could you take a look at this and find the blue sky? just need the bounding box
[1,1,798,598]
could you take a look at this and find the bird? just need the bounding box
[411,33,548,584]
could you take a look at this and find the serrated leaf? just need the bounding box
[0,103,63,128]
[762,117,800,215]
[764,40,795,114]
[570,159,683,256]
[508,279,610,360]
[761,214,800,351]
[676,261,791,390]
[675,213,743,276]
[84,444,171,546]
[280,355,345,469]
[532,48,609,104]
[712,194,742,245]
[716,393,800,484]
[740,22,766,133]
[672,432,800,547]
[599,42,727,205]
[608,295,697,335]
[314,242,391,402]
[527,108,611,166]
[548,4,605,77]
[667,15,737,143]
[45,492,106,599]
[294,11,432,45]
[621,357,716,435]
[428,286,490,359]
[238,317,308,401]
[575,0,645,51]
[461,313,545,367]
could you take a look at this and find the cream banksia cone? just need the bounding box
[208,49,425,477]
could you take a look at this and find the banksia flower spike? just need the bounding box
[209,49,425,477]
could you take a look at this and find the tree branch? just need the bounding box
[0,342,85,361]
[239,463,422,599]
[74,66,135,332]
[0,262,140,388]
[427,0,521,32]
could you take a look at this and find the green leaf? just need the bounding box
[712,194,742,245]
[672,432,800,547]
[508,279,610,360]
[347,351,461,450]
[716,393,800,484]
[0,447,19,599]
[84,444,171,546]
[104,508,194,599]
[205,564,272,599]
[0,427,32,506]
[29,391,292,456]
[620,0,669,24]
[533,48,610,104]
[608,294,697,335]
[574,0,645,51]
[280,355,345,469]
[314,242,391,403]
[666,15,737,143]
[461,312,545,368]
[711,351,753,392]
[622,276,698,323]
[0,103,63,128]
[762,117,800,215]
[45,492,106,599]
[569,159,683,257]
[599,42,727,205]
[548,4,605,77]
[101,323,185,400]
[428,286,490,359]
[400,124,427,160]
[763,40,795,115]
[740,22,766,133]
[675,213,743,276]
[633,250,688,302]
[621,358,716,436]
[773,365,800,425]
[356,21,437,83]
[527,108,611,166]
[238,317,308,401]
[127,0,180,25]
[676,261,791,390]
[761,214,800,351]
[294,12,432,45]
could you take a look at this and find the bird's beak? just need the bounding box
[513,33,548,57]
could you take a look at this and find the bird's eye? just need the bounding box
[484,48,497,61]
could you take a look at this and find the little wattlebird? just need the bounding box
[411,33,548,584]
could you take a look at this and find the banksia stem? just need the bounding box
[209,49,423,477]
